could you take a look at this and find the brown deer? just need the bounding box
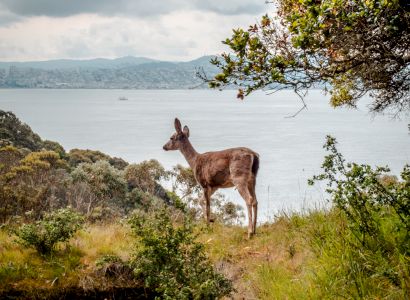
[163,118,259,238]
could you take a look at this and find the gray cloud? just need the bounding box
[0,4,22,25]
[0,0,265,17]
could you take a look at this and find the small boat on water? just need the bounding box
[118,96,128,101]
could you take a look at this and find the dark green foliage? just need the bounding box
[153,183,173,205]
[95,254,134,280]
[123,188,163,213]
[210,0,410,113]
[0,111,67,157]
[309,136,410,297]
[128,208,233,299]
[109,156,128,170]
[14,208,84,256]
[42,140,67,159]
[68,148,129,170]
[68,148,110,167]
[0,111,44,150]
[95,254,124,268]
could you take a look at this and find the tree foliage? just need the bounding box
[210,0,410,113]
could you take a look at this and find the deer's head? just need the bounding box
[163,118,190,151]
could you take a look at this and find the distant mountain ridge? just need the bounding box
[0,55,218,89]
[0,56,158,70]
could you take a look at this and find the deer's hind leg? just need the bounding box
[233,178,256,238]
[248,176,258,234]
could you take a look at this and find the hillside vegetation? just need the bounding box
[0,111,409,299]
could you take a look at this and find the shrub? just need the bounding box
[70,160,127,216]
[124,188,164,213]
[124,159,168,193]
[309,136,410,298]
[14,207,84,255]
[0,148,69,222]
[128,208,233,299]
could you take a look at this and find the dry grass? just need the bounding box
[0,222,134,296]
[72,222,134,264]
[199,214,320,299]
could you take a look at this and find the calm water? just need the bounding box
[0,89,409,221]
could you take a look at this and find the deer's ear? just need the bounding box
[183,125,189,137]
[174,118,182,133]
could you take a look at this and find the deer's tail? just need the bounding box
[252,154,259,177]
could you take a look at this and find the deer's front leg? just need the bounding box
[202,187,215,224]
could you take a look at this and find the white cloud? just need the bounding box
[0,8,270,61]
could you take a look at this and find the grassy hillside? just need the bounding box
[1,208,408,299]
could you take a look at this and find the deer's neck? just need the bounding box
[180,140,199,169]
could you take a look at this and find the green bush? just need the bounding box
[70,160,127,216]
[309,136,410,298]
[124,188,160,212]
[15,207,84,255]
[124,159,168,193]
[128,208,233,299]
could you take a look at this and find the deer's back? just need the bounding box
[194,147,258,188]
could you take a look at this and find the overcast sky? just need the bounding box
[0,0,270,62]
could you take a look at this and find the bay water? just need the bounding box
[0,89,409,221]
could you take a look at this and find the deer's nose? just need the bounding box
[163,145,168,151]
